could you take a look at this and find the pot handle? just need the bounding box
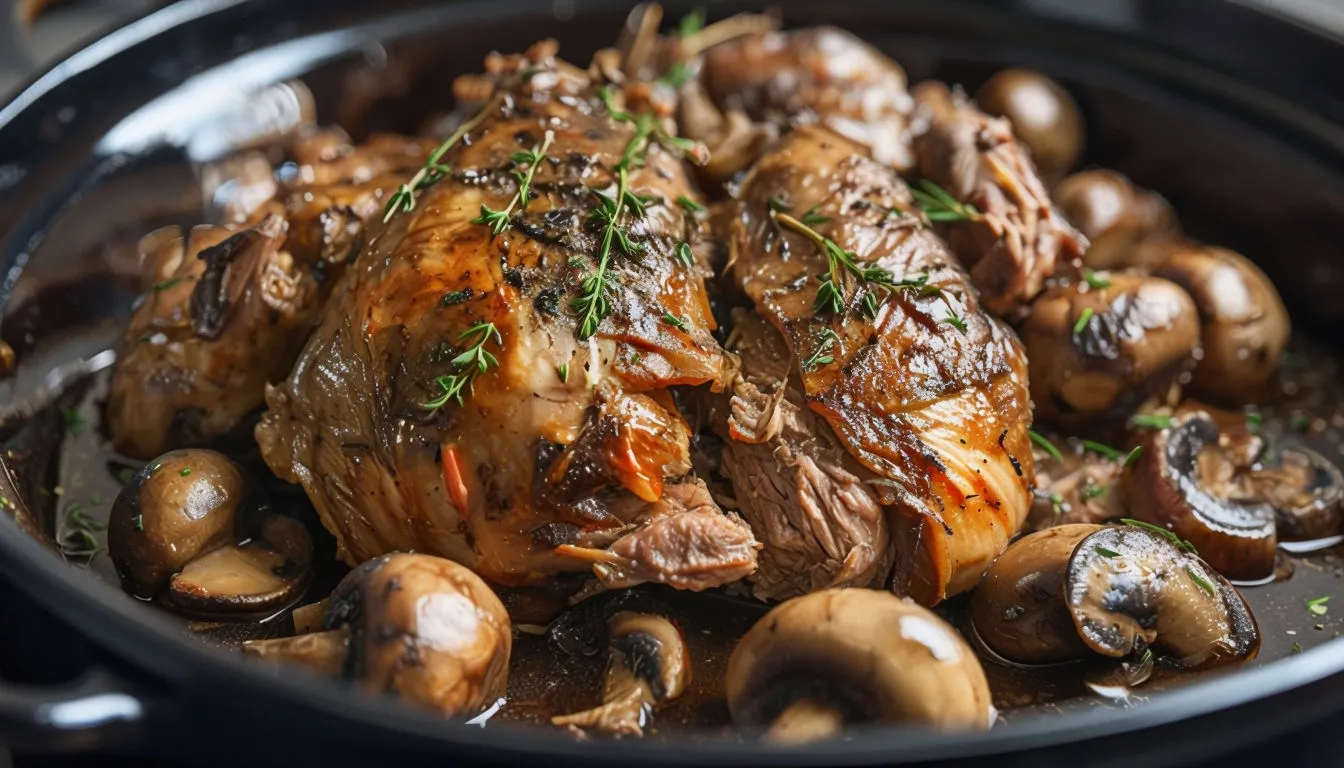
[0,668,146,751]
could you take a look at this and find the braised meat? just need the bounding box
[256,45,757,590]
[107,131,435,459]
[707,310,891,600]
[692,26,914,178]
[910,82,1087,317]
[723,125,1034,605]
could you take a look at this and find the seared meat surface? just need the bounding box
[108,131,434,459]
[692,27,914,177]
[723,126,1034,604]
[257,46,757,589]
[910,82,1087,317]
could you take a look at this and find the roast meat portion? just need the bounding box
[722,125,1034,604]
[107,131,434,459]
[257,45,756,590]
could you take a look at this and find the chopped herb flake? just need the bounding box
[1186,566,1216,596]
[180,467,192,477]
[1129,413,1174,430]
[1083,268,1111,290]
[1096,546,1121,558]
[1123,446,1144,468]
[1122,518,1197,553]
[152,277,185,292]
[1308,596,1331,616]
[1073,307,1095,336]
[557,363,569,384]
[676,194,706,214]
[1082,439,1123,460]
[910,179,979,222]
[675,242,695,268]
[662,312,687,330]
[801,205,831,226]
[440,289,473,306]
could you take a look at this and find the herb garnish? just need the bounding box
[662,312,687,330]
[1073,307,1095,336]
[910,179,979,222]
[678,7,706,36]
[1081,482,1108,501]
[424,322,503,410]
[1083,268,1111,290]
[1186,566,1215,596]
[1082,439,1123,460]
[676,194,706,215]
[1123,446,1144,468]
[179,467,191,477]
[557,363,569,384]
[1096,546,1120,558]
[384,106,493,223]
[1307,596,1331,616]
[133,514,144,532]
[1245,410,1263,429]
[1028,430,1063,463]
[1122,518,1197,553]
[1292,642,1303,654]
[62,407,85,436]
[675,242,695,268]
[472,131,554,235]
[440,289,473,307]
[772,210,895,316]
[152,277,185,292]
[801,205,831,226]
[571,91,699,339]
[802,328,841,372]
[61,503,106,559]
[943,311,968,334]
[1129,413,1174,431]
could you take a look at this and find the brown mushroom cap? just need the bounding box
[1140,240,1289,405]
[1252,446,1344,544]
[108,449,254,596]
[1023,274,1200,425]
[975,68,1083,180]
[970,524,1102,664]
[330,553,510,716]
[1054,170,1177,270]
[726,589,992,736]
[1124,411,1277,580]
[1065,525,1259,668]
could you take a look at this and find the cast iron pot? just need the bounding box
[5,0,1344,765]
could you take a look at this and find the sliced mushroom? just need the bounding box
[1054,170,1177,270]
[107,449,311,617]
[1136,240,1289,404]
[726,589,992,744]
[1252,446,1344,543]
[243,553,511,718]
[1023,274,1200,426]
[1066,525,1259,668]
[1124,411,1276,580]
[552,611,690,737]
[974,68,1083,180]
[1028,453,1125,530]
[970,524,1102,665]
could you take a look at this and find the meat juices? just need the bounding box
[724,126,1034,605]
[256,46,757,590]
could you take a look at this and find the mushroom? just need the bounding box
[107,449,312,618]
[970,524,1102,665]
[725,589,992,744]
[974,68,1084,180]
[551,611,691,736]
[1136,239,1290,404]
[1027,453,1125,530]
[243,553,511,718]
[1054,169,1177,271]
[1123,411,1277,580]
[1252,446,1344,544]
[1066,525,1259,668]
[1023,274,1200,426]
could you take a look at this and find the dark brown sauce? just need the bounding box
[18,339,1344,735]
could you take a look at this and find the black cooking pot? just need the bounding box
[6,0,1344,765]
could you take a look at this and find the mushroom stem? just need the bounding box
[766,698,845,745]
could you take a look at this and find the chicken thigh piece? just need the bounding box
[722,126,1034,604]
[257,45,757,590]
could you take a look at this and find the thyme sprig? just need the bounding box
[772,210,896,316]
[802,328,842,372]
[571,89,700,339]
[472,131,554,235]
[383,106,493,223]
[61,502,106,559]
[424,322,502,411]
[910,179,980,222]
